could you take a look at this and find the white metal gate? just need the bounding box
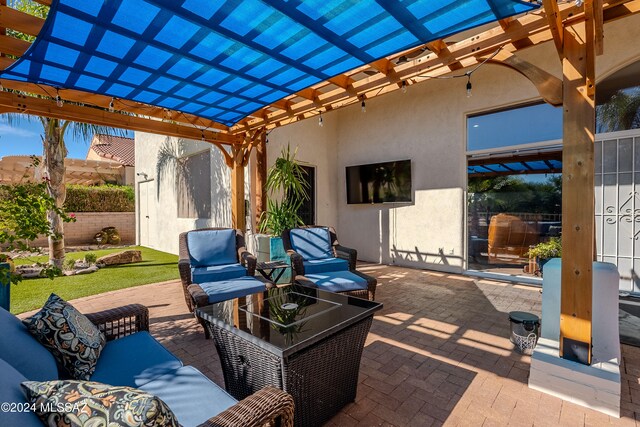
[595,129,640,294]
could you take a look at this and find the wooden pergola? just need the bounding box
[0,155,126,185]
[2,0,639,363]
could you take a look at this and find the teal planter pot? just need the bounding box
[269,237,291,284]
[0,262,10,311]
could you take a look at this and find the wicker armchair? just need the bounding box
[178,228,259,312]
[84,304,295,427]
[282,226,376,300]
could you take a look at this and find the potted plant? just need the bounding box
[257,145,309,266]
[526,237,561,276]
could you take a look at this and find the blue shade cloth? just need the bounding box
[0,306,59,381]
[187,229,237,267]
[198,276,266,304]
[303,257,349,274]
[140,366,237,427]
[303,270,368,293]
[0,359,44,427]
[91,331,183,388]
[0,0,539,127]
[290,227,333,260]
[191,263,247,284]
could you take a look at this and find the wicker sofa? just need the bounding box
[0,304,294,427]
[282,226,377,301]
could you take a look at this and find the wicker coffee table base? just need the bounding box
[206,316,374,427]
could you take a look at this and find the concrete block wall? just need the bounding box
[30,212,135,247]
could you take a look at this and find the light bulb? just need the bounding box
[361,99,366,113]
[56,94,64,107]
[201,131,205,141]
[466,79,472,98]
[401,81,407,94]
[318,114,323,127]
[108,97,114,113]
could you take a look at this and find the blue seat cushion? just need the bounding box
[198,277,266,304]
[290,227,333,260]
[187,229,237,267]
[303,257,349,274]
[0,307,58,381]
[191,263,247,284]
[303,271,368,293]
[91,331,182,388]
[140,366,237,427]
[0,358,44,427]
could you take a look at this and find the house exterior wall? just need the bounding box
[134,132,233,255]
[134,14,640,266]
[268,14,640,273]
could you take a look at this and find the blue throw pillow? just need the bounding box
[23,294,106,380]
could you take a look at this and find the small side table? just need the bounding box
[256,260,289,283]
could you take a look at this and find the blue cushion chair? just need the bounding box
[178,228,269,310]
[282,226,377,300]
[0,305,293,427]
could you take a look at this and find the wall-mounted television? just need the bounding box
[346,160,412,204]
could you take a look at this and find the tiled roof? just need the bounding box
[89,135,135,166]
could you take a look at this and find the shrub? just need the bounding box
[64,184,134,212]
[84,253,97,264]
[63,258,76,271]
[526,237,562,259]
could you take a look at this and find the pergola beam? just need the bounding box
[0,91,239,145]
[542,0,565,57]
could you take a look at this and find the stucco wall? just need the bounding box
[268,14,640,273]
[133,14,640,265]
[135,133,234,255]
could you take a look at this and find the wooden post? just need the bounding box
[255,132,267,228]
[231,145,246,231]
[559,22,596,365]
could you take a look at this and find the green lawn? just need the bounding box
[11,246,179,314]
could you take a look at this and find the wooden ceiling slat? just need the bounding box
[0,5,44,36]
[0,33,30,56]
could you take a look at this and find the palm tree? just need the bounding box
[596,88,640,133]
[4,115,124,268]
[4,1,124,268]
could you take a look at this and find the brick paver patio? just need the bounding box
[23,264,640,426]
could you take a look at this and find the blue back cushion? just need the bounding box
[290,227,333,260]
[0,358,44,427]
[187,229,237,267]
[0,307,58,381]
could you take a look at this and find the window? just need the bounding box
[467,103,562,152]
[178,151,211,219]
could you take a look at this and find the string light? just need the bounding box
[318,112,323,127]
[108,97,115,113]
[0,81,3,91]
[466,75,472,98]
[56,89,64,107]
[201,130,205,141]
[361,97,366,113]
[401,80,407,94]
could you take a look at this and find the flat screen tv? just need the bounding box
[346,160,412,204]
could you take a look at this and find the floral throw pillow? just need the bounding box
[21,380,179,427]
[23,293,106,380]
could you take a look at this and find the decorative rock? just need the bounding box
[96,250,142,267]
[75,266,99,275]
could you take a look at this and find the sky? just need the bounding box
[0,118,132,159]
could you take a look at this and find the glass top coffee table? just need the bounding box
[196,284,382,427]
